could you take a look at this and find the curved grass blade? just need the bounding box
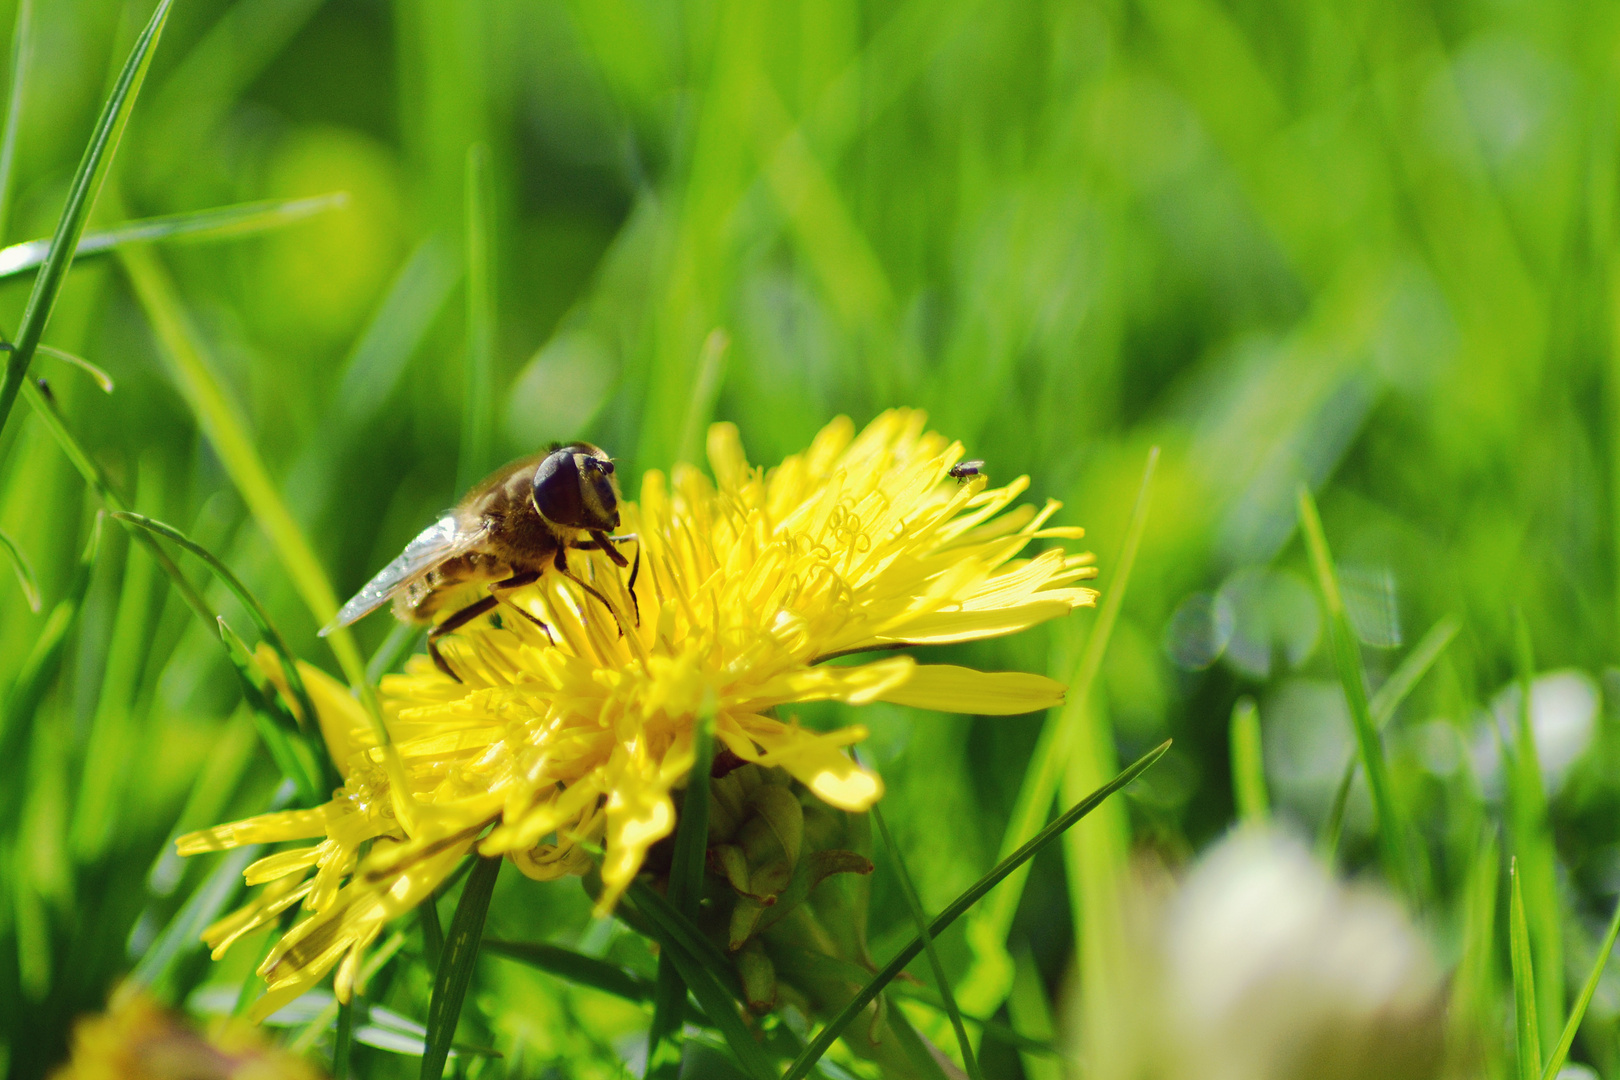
[0,0,172,439]
[1229,696,1267,823]
[218,615,324,806]
[958,445,1157,1016]
[0,193,346,282]
[872,801,981,1080]
[1297,485,1417,900]
[19,378,211,629]
[112,510,320,736]
[628,883,777,1080]
[0,524,39,611]
[1321,615,1459,858]
[420,854,501,1080]
[1542,889,1620,1080]
[482,939,656,1004]
[783,739,1170,1080]
[0,0,34,243]
[36,345,113,392]
[1511,858,1542,1080]
[648,712,717,1078]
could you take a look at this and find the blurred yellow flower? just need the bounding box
[52,991,324,1080]
[178,410,1096,1020]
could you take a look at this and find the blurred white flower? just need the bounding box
[1469,669,1599,799]
[1087,829,1446,1080]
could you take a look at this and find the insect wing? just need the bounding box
[320,514,480,634]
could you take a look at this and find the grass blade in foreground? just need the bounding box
[784,739,1170,1080]
[647,713,717,1078]
[958,445,1158,1016]
[421,855,501,1080]
[1321,615,1459,858]
[1512,611,1563,1046]
[1229,696,1267,823]
[0,0,171,439]
[111,511,321,738]
[0,193,346,282]
[629,883,777,1080]
[0,0,34,243]
[1542,890,1620,1080]
[1510,858,1542,1080]
[873,801,981,1080]
[1297,485,1416,900]
[482,939,656,1004]
[458,144,495,492]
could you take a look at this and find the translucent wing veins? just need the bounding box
[320,514,478,635]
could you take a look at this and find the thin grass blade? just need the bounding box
[648,711,717,1077]
[1542,889,1620,1080]
[0,0,172,438]
[482,939,656,1003]
[36,345,113,392]
[629,882,777,1080]
[420,854,501,1080]
[1229,695,1267,823]
[1512,611,1563,1049]
[333,1000,354,1080]
[1321,615,1459,858]
[1297,484,1417,899]
[872,800,981,1079]
[112,510,320,736]
[0,193,346,282]
[783,739,1170,1080]
[0,0,34,243]
[957,445,1157,1016]
[0,524,39,611]
[1511,857,1543,1080]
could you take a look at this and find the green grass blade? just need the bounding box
[36,345,114,392]
[1297,484,1416,899]
[1542,890,1620,1080]
[419,900,445,972]
[1319,616,1457,859]
[19,378,214,630]
[648,712,717,1078]
[333,1000,354,1080]
[783,739,1170,1080]
[0,194,346,283]
[1512,610,1563,1049]
[458,144,495,493]
[957,444,1157,1016]
[628,882,777,1080]
[872,801,981,1080]
[1229,695,1268,823]
[368,622,421,682]
[1511,857,1543,1080]
[1450,830,1500,1061]
[420,854,501,1080]
[0,0,172,439]
[1368,615,1461,725]
[111,510,321,740]
[0,0,33,244]
[482,939,656,1003]
[0,524,39,611]
[218,615,324,806]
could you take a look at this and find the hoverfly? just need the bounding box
[321,442,637,681]
[948,459,984,481]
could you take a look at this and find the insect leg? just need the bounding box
[554,545,627,637]
[488,569,554,643]
[428,594,500,681]
[588,530,640,624]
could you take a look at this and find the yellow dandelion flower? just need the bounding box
[178,409,1096,1021]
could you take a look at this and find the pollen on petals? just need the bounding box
[183,409,1093,1017]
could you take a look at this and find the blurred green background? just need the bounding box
[1,0,1617,1076]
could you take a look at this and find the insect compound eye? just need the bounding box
[532,447,588,527]
[599,460,615,475]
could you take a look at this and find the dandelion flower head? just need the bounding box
[178,409,1097,1019]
